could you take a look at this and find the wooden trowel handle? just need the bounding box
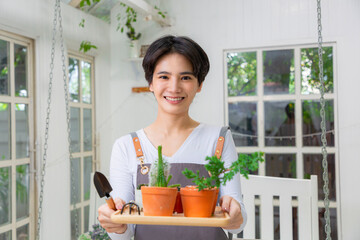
[106,197,117,211]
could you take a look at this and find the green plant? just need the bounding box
[116,3,141,41]
[78,223,110,240]
[148,146,180,188]
[182,152,265,191]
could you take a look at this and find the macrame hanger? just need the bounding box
[36,0,79,239]
[316,0,332,239]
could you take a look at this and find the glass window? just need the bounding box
[14,44,28,97]
[69,58,80,102]
[16,224,28,240]
[227,51,257,96]
[81,61,91,104]
[301,47,333,94]
[263,49,295,95]
[0,39,10,96]
[16,104,29,158]
[229,102,257,146]
[265,101,295,146]
[83,109,92,151]
[226,44,338,239]
[71,208,81,240]
[0,231,11,240]
[0,167,11,226]
[83,156,92,201]
[302,100,334,147]
[303,154,336,201]
[70,107,81,153]
[71,157,81,204]
[0,103,10,160]
[16,164,29,220]
[266,154,296,178]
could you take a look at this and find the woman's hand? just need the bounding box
[220,195,243,229]
[98,198,127,234]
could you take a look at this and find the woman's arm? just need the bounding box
[219,129,248,234]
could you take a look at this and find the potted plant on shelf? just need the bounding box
[141,145,180,216]
[181,152,265,217]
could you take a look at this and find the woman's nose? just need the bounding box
[168,78,181,92]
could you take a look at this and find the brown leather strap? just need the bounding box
[132,136,144,158]
[214,126,230,159]
[130,132,149,175]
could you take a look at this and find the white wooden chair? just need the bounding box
[235,175,319,240]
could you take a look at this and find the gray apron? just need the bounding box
[131,127,230,240]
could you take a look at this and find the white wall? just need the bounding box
[104,0,360,239]
[0,0,110,239]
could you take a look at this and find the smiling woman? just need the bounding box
[97,35,247,240]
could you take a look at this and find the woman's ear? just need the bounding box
[196,82,203,93]
[149,83,153,92]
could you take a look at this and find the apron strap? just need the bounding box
[130,132,149,175]
[214,126,230,159]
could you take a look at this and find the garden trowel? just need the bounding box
[93,171,117,210]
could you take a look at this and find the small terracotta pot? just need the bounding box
[141,186,177,216]
[173,191,183,213]
[211,187,219,214]
[180,186,217,217]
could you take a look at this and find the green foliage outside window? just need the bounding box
[227,52,257,96]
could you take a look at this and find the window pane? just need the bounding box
[81,61,91,104]
[70,208,81,240]
[84,205,90,233]
[16,223,29,240]
[265,101,295,146]
[301,47,333,94]
[83,156,92,201]
[303,154,336,201]
[0,40,10,96]
[302,100,334,146]
[70,158,81,204]
[16,104,29,158]
[227,52,257,96]
[265,154,296,178]
[14,44,28,97]
[83,109,92,151]
[0,103,10,160]
[70,107,80,153]
[0,231,11,240]
[0,167,11,226]
[16,164,29,220]
[68,58,79,102]
[263,49,295,95]
[318,207,337,240]
[228,102,257,146]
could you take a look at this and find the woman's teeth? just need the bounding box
[165,97,183,101]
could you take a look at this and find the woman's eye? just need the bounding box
[159,75,168,80]
[181,76,191,80]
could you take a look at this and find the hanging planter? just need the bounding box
[141,145,180,216]
[129,40,140,58]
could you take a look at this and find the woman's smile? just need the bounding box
[164,96,185,104]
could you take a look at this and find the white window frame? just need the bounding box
[67,51,96,237]
[223,42,341,238]
[0,29,35,240]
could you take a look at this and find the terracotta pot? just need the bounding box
[141,186,177,216]
[173,191,183,213]
[180,186,217,217]
[211,187,219,214]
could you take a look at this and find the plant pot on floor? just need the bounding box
[180,186,217,217]
[141,186,178,216]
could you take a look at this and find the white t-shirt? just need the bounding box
[108,123,247,239]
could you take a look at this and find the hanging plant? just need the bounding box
[116,3,141,42]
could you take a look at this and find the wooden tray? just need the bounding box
[111,206,230,227]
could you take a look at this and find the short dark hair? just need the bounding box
[142,35,210,86]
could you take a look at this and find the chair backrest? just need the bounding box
[240,175,319,240]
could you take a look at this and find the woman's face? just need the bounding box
[150,53,202,116]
